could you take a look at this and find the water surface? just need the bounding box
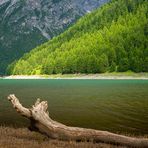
[0,79,148,135]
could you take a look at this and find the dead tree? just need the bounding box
[7,94,148,147]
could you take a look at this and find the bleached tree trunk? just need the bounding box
[7,94,148,147]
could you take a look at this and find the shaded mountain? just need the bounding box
[0,0,109,75]
[8,0,148,75]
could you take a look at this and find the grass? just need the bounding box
[0,126,127,148]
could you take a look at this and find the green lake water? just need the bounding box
[0,79,148,135]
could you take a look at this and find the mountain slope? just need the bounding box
[8,0,148,75]
[0,0,108,75]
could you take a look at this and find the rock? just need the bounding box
[0,0,109,75]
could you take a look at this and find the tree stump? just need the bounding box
[7,94,148,147]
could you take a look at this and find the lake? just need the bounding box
[0,79,148,135]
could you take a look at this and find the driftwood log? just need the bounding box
[7,94,148,147]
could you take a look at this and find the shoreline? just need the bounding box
[0,126,147,148]
[1,73,148,79]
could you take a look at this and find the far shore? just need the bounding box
[1,72,148,79]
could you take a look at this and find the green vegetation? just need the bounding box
[8,0,148,75]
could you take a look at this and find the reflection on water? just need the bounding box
[0,79,148,135]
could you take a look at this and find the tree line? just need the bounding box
[7,0,148,75]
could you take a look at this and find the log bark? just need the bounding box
[7,94,148,147]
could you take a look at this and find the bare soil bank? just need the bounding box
[2,72,148,79]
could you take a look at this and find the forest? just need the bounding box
[7,0,148,75]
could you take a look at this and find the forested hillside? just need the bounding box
[8,0,148,75]
[0,0,108,75]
